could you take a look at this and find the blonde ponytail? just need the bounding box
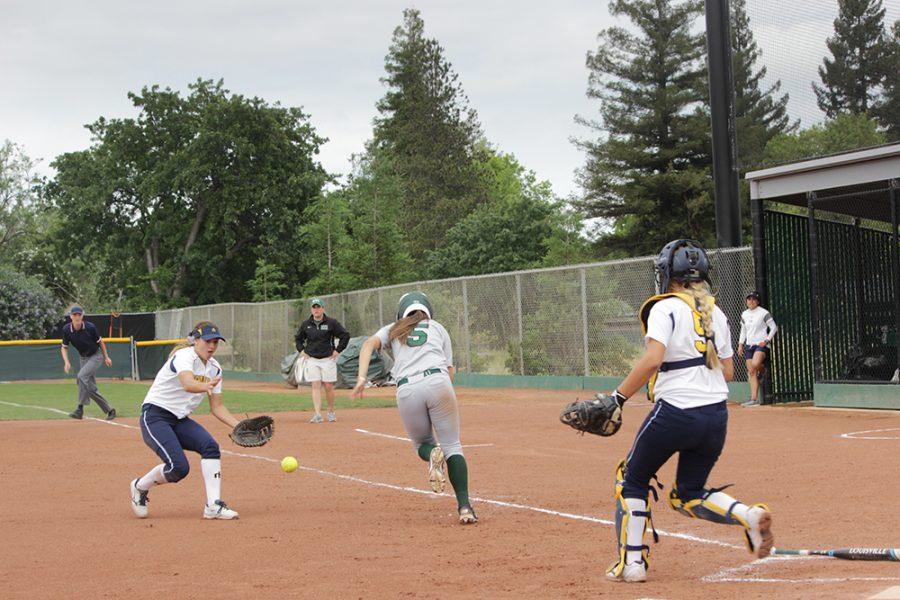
[388,311,427,345]
[683,282,722,370]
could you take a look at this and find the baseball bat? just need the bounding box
[771,547,899,561]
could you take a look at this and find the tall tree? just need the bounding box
[0,141,40,265]
[731,0,795,169]
[813,0,889,118]
[342,151,415,289]
[575,0,710,255]
[372,9,488,254]
[297,191,356,295]
[46,79,328,308]
[873,21,900,140]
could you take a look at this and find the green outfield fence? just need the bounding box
[0,338,183,382]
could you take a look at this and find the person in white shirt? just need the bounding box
[738,291,778,407]
[351,292,476,525]
[601,239,773,584]
[128,321,242,520]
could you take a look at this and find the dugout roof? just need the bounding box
[745,143,900,222]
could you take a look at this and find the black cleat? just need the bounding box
[106,408,117,420]
[69,407,84,420]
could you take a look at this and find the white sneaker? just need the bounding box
[327,411,337,422]
[428,446,445,493]
[130,478,149,518]
[746,504,774,558]
[204,500,239,520]
[606,561,647,583]
[309,413,323,423]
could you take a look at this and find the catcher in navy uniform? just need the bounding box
[560,239,774,583]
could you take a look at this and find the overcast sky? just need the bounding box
[2,1,898,199]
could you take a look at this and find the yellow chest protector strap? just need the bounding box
[638,293,715,402]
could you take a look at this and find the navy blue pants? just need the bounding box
[622,400,728,500]
[140,404,220,483]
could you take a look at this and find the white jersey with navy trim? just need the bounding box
[738,307,777,346]
[645,297,733,409]
[143,346,223,418]
[374,319,453,381]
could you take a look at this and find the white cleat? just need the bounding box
[327,411,337,422]
[427,446,446,493]
[606,561,647,583]
[203,500,239,520]
[746,504,774,558]
[130,479,149,518]
[458,504,478,525]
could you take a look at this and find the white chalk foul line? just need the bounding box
[354,427,494,448]
[703,555,900,584]
[2,399,737,550]
[839,428,900,441]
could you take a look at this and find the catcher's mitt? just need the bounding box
[230,415,275,447]
[559,393,624,437]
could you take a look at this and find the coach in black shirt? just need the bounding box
[295,298,350,423]
[60,305,117,420]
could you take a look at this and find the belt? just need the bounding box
[658,356,707,372]
[397,368,444,388]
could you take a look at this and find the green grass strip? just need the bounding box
[0,382,394,421]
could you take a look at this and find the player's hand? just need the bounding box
[737,344,744,354]
[104,356,113,367]
[331,350,340,361]
[351,376,366,400]
[207,376,222,394]
[63,362,71,374]
[758,340,767,347]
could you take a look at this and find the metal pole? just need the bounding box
[516,274,524,376]
[807,192,823,383]
[750,195,767,304]
[891,180,900,382]
[706,0,742,247]
[378,290,384,328]
[230,304,235,371]
[462,280,471,373]
[257,306,262,373]
[580,268,590,377]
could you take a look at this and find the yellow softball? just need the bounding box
[281,456,298,473]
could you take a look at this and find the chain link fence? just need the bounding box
[156,247,755,380]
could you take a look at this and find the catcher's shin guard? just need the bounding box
[668,485,750,526]
[606,461,659,580]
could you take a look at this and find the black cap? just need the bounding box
[746,291,761,301]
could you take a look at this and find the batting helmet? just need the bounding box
[655,239,711,295]
[397,292,433,320]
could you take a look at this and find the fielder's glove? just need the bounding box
[559,391,626,437]
[230,415,275,447]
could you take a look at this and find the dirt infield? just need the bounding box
[2,387,899,599]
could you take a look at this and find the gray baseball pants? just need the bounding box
[77,352,112,412]
[396,373,463,458]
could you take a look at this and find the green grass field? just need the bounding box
[0,382,394,420]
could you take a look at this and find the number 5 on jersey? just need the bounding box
[408,323,429,347]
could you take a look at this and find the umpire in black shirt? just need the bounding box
[60,305,117,420]
[295,297,350,423]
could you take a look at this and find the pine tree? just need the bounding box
[813,0,890,118]
[575,0,710,255]
[373,9,488,254]
[731,0,795,169]
[297,192,356,295]
[873,21,900,140]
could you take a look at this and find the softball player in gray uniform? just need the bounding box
[352,292,476,524]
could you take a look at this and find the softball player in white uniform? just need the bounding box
[603,240,773,583]
[738,291,778,406]
[352,292,476,524]
[129,322,242,520]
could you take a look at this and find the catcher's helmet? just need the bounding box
[655,239,711,294]
[397,291,433,320]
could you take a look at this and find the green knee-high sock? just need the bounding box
[446,454,469,507]
[417,443,436,462]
